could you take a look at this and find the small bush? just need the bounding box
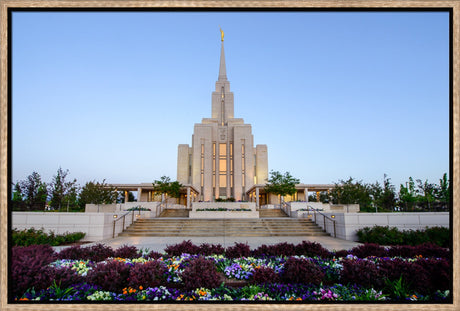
[87,259,131,293]
[199,243,225,256]
[11,245,57,298]
[165,240,200,256]
[387,245,417,258]
[57,245,88,260]
[181,257,221,290]
[294,241,331,258]
[85,244,115,262]
[51,266,85,289]
[281,257,324,285]
[350,243,387,258]
[146,250,163,260]
[128,260,168,288]
[340,259,383,289]
[114,245,142,259]
[225,243,251,258]
[250,266,279,285]
[333,249,350,258]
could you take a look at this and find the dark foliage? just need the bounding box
[12,228,85,246]
[181,257,221,290]
[252,242,297,257]
[333,249,350,258]
[87,259,131,293]
[250,266,279,285]
[85,243,115,262]
[356,225,450,247]
[164,240,200,256]
[225,243,251,259]
[414,243,450,259]
[340,259,383,289]
[281,257,324,285]
[417,258,451,294]
[146,250,164,260]
[11,245,57,298]
[51,266,85,289]
[57,245,88,260]
[294,241,332,258]
[114,245,142,259]
[387,245,417,258]
[199,243,225,256]
[128,260,168,289]
[350,243,387,258]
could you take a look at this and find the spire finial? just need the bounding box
[220,27,224,42]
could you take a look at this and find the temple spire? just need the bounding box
[218,29,227,81]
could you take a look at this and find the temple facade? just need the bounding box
[177,37,268,202]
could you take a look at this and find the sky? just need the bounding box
[11,11,450,190]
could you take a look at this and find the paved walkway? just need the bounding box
[55,235,361,253]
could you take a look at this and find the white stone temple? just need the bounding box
[176,33,268,202]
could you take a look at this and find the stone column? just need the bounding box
[305,188,308,202]
[187,187,191,209]
[255,187,260,208]
[137,188,142,202]
[125,191,129,203]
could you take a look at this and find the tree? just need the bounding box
[79,179,117,210]
[376,174,396,212]
[11,182,26,210]
[117,191,135,203]
[416,179,436,211]
[435,173,450,209]
[17,172,48,210]
[49,167,78,210]
[264,171,300,205]
[330,177,373,212]
[153,176,183,207]
[399,177,417,212]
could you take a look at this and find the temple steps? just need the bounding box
[118,218,329,237]
[159,209,190,217]
[259,209,289,218]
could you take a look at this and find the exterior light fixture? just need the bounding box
[331,215,335,218]
[113,215,118,218]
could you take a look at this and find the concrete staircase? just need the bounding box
[159,209,190,217]
[118,218,329,237]
[259,209,289,218]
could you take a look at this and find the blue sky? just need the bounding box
[12,11,450,189]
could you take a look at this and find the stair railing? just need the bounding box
[112,211,134,238]
[305,205,337,238]
[155,200,166,217]
[281,201,292,217]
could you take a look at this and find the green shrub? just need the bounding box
[356,226,449,247]
[12,228,86,246]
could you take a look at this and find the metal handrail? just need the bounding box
[305,205,337,238]
[155,201,166,217]
[112,211,133,238]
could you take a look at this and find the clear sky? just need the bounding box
[12,11,450,190]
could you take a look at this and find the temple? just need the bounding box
[109,32,337,209]
[176,37,268,202]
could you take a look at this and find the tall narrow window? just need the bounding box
[230,142,233,188]
[219,143,227,188]
[212,143,216,187]
[200,144,204,188]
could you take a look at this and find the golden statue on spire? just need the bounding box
[220,28,224,42]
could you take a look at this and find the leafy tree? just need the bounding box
[399,177,417,212]
[330,177,373,212]
[264,171,300,205]
[435,173,450,207]
[11,182,26,210]
[16,172,48,210]
[416,179,436,211]
[79,179,117,210]
[49,167,78,210]
[153,176,183,206]
[377,174,396,212]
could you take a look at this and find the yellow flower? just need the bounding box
[296,297,302,301]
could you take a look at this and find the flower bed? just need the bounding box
[12,241,451,302]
